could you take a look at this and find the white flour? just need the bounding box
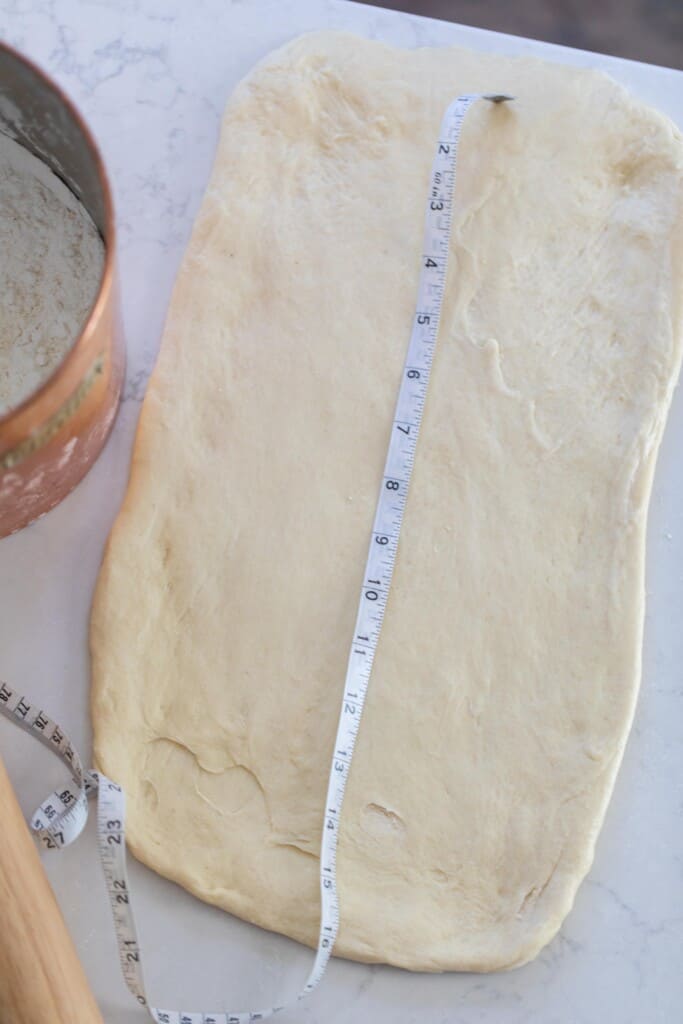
[0,132,105,417]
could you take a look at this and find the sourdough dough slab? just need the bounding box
[91,32,683,972]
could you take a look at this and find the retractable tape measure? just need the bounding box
[0,92,512,1023]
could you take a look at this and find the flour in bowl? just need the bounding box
[0,132,105,416]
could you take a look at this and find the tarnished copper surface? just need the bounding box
[0,42,124,538]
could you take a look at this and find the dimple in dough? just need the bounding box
[90,32,683,972]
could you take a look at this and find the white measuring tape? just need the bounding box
[0,92,512,1022]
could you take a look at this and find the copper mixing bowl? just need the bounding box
[0,42,124,538]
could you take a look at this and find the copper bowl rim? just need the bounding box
[0,39,116,430]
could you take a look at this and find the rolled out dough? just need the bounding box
[91,32,683,971]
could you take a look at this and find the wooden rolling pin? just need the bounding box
[0,754,104,1024]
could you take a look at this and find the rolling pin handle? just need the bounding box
[0,754,104,1024]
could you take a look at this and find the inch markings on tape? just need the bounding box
[0,92,512,1022]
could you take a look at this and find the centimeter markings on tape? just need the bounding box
[306,91,511,1001]
[0,92,512,1023]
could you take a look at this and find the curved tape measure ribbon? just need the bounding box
[0,92,512,1022]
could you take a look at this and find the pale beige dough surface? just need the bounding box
[91,32,683,971]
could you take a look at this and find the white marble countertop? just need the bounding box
[1,2,682,1022]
